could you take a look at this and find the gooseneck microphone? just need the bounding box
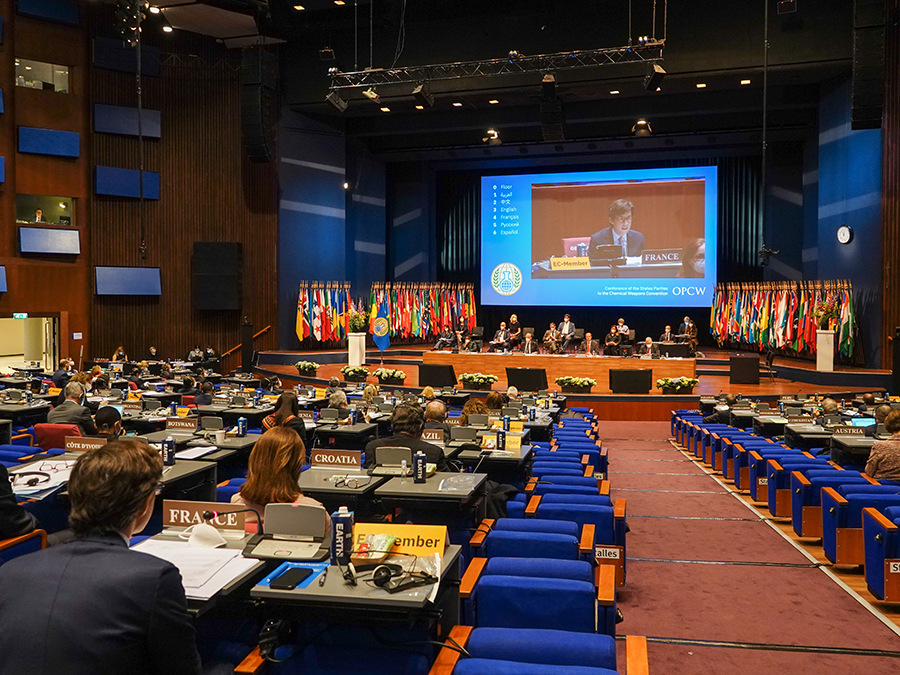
[203,508,265,536]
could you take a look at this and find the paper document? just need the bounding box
[175,445,217,460]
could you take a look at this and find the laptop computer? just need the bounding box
[244,503,329,561]
[851,417,876,427]
[378,402,394,413]
[369,446,414,476]
[320,408,339,422]
[451,426,478,441]
[231,396,247,407]
[468,414,488,426]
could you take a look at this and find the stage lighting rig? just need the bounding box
[412,83,434,108]
[631,118,653,137]
[362,88,381,104]
[326,90,348,112]
[644,63,666,91]
[482,129,501,145]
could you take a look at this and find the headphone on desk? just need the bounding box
[12,471,51,488]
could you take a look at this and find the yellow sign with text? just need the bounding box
[510,421,524,432]
[506,434,522,451]
[550,256,591,270]
[315,388,327,400]
[353,523,446,556]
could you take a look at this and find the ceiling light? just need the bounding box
[412,83,434,108]
[632,118,653,137]
[59,202,67,209]
[452,102,463,107]
[326,90,348,112]
[334,1,345,5]
[148,5,159,13]
[609,90,620,95]
[380,106,390,112]
[508,50,520,61]
[293,4,305,8]
[483,129,501,145]
[696,83,707,89]
[343,182,349,189]
[415,105,424,110]
[319,48,334,60]
[488,99,499,104]
[25,66,32,70]
[362,88,380,104]
[161,15,173,32]
[740,79,751,85]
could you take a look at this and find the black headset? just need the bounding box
[12,471,51,488]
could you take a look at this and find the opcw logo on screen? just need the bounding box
[373,317,389,337]
[491,263,522,296]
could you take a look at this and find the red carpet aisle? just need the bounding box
[602,422,900,675]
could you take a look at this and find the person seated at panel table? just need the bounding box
[660,325,676,343]
[33,208,44,222]
[522,332,540,354]
[233,427,328,535]
[364,404,450,472]
[424,400,452,442]
[703,394,737,424]
[865,410,900,481]
[48,383,98,435]
[187,345,204,362]
[543,322,563,354]
[433,324,456,351]
[677,238,706,279]
[559,314,576,352]
[111,345,128,362]
[146,345,159,360]
[93,405,123,440]
[859,393,878,412]
[508,314,522,350]
[615,318,631,342]
[603,325,622,356]
[461,335,480,352]
[327,391,352,421]
[193,382,214,407]
[52,358,73,389]
[636,337,660,358]
[179,376,200,397]
[488,322,511,352]
[577,332,600,356]
[204,345,217,360]
[262,392,308,448]
[867,404,894,438]
[0,439,228,675]
[589,199,646,259]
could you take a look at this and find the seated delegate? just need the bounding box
[543,323,562,353]
[488,322,511,352]
[262,392,309,447]
[865,410,900,481]
[636,337,660,357]
[364,404,450,471]
[578,332,599,355]
[603,325,621,356]
[47,382,98,436]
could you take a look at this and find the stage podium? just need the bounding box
[729,355,759,385]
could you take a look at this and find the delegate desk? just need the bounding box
[532,259,681,279]
[195,404,273,428]
[830,434,875,468]
[222,376,262,389]
[313,422,378,450]
[0,400,51,426]
[422,352,696,395]
[436,392,471,409]
[141,391,183,408]
[0,377,37,390]
[297,467,389,517]
[449,443,534,485]
[783,423,832,451]
[753,415,789,438]
[375,472,487,526]
[729,408,758,430]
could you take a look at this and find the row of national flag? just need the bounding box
[709,283,855,357]
[295,285,357,342]
[369,284,477,340]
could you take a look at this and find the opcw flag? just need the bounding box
[372,297,391,352]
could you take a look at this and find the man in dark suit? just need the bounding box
[589,199,645,259]
[193,382,214,406]
[423,400,452,442]
[636,337,661,357]
[603,325,622,356]
[47,382,98,435]
[660,325,675,343]
[488,322,511,352]
[543,323,562,353]
[522,332,540,354]
[559,314,576,352]
[364,404,450,471]
[578,332,600,355]
[0,464,38,540]
[678,316,698,350]
[51,359,72,389]
[0,440,206,675]
[703,394,737,424]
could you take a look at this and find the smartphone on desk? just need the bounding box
[270,567,314,590]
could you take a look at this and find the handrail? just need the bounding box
[221,325,271,359]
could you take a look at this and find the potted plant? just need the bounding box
[374,367,406,385]
[812,297,840,331]
[555,376,597,394]
[340,365,370,383]
[458,372,499,391]
[294,360,319,376]
[348,310,370,334]
[657,377,698,395]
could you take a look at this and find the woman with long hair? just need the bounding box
[233,427,328,533]
[677,238,706,278]
[262,391,308,447]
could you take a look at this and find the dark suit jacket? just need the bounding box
[703,408,732,425]
[364,434,450,472]
[192,393,213,406]
[0,464,38,540]
[522,339,540,354]
[492,329,510,343]
[578,340,600,355]
[424,420,452,443]
[659,332,675,342]
[604,333,621,347]
[589,227,646,257]
[678,322,698,340]
[559,321,575,337]
[47,400,98,435]
[51,369,70,389]
[636,343,661,357]
[0,530,202,675]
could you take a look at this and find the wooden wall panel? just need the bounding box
[88,33,279,364]
[883,1,900,369]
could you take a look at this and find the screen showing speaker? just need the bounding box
[18,226,81,255]
[95,266,162,296]
[481,166,717,307]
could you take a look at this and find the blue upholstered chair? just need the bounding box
[821,486,900,565]
[0,529,47,567]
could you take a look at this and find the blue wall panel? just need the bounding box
[95,166,160,200]
[16,0,78,25]
[18,127,80,157]
[346,140,386,296]
[94,104,161,138]
[0,157,5,183]
[0,88,4,114]
[0,266,6,293]
[389,176,434,282]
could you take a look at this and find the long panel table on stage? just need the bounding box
[421,352,696,394]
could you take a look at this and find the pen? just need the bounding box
[318,567,328,586]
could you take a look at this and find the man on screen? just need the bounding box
[589,200,645,258]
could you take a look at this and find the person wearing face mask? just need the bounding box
[589,199,646,259]
[678,315,698,352]
[678,238,706,279]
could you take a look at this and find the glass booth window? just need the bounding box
[15,59,69,93]
[16,195,75,225]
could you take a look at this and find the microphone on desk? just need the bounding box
[203,508,265,536]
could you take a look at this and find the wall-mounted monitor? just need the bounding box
[18,226,80,255]
[0,266,7,293]
[95,266,162,296]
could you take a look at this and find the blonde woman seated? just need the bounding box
[362,384,379,405]
[421,386,436,402]
[232,427,329,534]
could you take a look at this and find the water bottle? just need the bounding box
[42,381,49,394]
[413,451,426,483]
[253,391,260,407]
[237,416,247,437]
[497,429,506,450]
[169,401,177,416]
[162,436,176,466]
[121,387,128,401]
[529,406,536,421]
[400,459,409,483]
[576,242,588,257]
[503,415,510,431]
[26,389,33,404]
[330,506,354,566]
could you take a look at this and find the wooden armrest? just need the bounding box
[821,486,847,506]
[579,524,595,554]
[864,473,879,484]
[217,479,232,487]
[614,498,626,519]
[10,434,33,446]
[792,471,811,487]
[749,450,763,462]
[723,438,732,447]
[525,495,541,516]
[626,636,650,675]
[469,519,495,548]
[581,454,589,466]
[524,478,537,494]
[460,558,487,599]
[583,465,593,478]
[833,463,845,470]
[863,506,898,531]
[768,460,783,472]
[17,453,41,463]
[734,442,744,453]
[235,646,266,675]
[427,624,475,675]
[801,451,814,459]
[595,564,616,606]
[599,480,610,496]
[0,529,47,553]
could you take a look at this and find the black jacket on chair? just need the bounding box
[0,464,38,540]
[0,530,203,675]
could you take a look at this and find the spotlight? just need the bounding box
[59,202,67,209]
[293,4,305,9]
[326,90,348,113]
[148,5,159,13]
[637,35,650,46]
[609,90,620,95]
[632,118,653,137]
[343,182,349,190]
[696,83,707,89]
[452,102,463,107]
[508,50,520,61]
[161,15,173,32]
[319,48,335,60]
[488,99,499,104]
[362,88,380,104]
[412,83,434,108]
[482,129,501,145]
[380,106,390,112]
[333,0,345,5]
[740,79,751,85]
[643,64,666,91]
[327,67,339,75]
[415,105,424,110]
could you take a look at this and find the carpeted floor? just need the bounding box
[604,420,900,673]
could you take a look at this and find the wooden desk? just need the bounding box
[422,352,696,394]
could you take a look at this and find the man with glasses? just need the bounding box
[589,199,646,258]
[0,439,222,675]
[364,404,450,472]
